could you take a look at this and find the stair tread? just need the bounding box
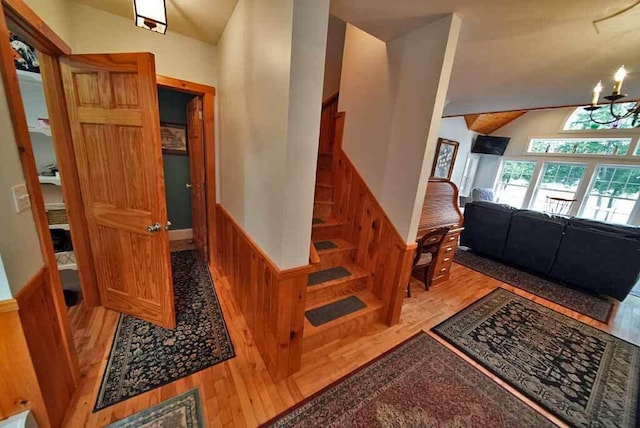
[313,238,355,253]
[311,217,342,228]
[308,263,369,287]
[315,183,333,189]
[303,290,384,334]
[313,200,334,206]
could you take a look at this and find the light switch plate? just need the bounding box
[12,184,30,213]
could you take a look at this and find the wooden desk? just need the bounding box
[417,179,464,285]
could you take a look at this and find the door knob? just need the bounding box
[165,221,172,230]
[146,223,161,233]
[186,183,192,189]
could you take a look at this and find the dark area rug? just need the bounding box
[107,388,204,427]
[455,248,613,322]
[94,250,235,411]
[314,240,338,251]
[432,288,640,428]
[305,295,366,327]
[261,332,553,427]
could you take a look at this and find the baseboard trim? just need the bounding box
[169,228,193,241]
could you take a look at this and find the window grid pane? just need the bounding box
[531,163,586,213]
[528,138,631,156]
[495,161,536,208]
[581,165,640,224]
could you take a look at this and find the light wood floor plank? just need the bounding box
[63,263,640,427]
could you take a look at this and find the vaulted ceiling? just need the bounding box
[331,0,640,116]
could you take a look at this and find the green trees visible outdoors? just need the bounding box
[565,102,638,130]
[529,138,632,156]
[500,161,535,185]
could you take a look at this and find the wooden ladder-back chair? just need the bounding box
[407,226,451,297]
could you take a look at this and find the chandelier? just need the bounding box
[585,66,640,126]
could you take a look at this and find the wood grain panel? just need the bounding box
[16,268,75,428]
[60,53,175,328]
[0,300,49,427]
[333,150,416,325]
[464,111,526,134]
[318,93,338,154]
[215,204,311,381]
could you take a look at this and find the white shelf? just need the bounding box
[16,69,42,82]
[45,202,66,210]
[38,175,61,186]
[49,224,70,230]
[29,127,51,137]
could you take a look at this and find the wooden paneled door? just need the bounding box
[59,53,176,329]
[187,96,207,259]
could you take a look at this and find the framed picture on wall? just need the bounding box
[430,138,459,180]
[160,123,188,155]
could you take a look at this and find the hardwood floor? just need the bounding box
[64,262,640,427]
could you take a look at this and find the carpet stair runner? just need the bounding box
[306,185,384,352]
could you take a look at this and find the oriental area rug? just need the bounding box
[432,288,640,428]
[106,388,204,428]
[94,250,235,411]
[261,332,553,427]
[455,248,613,322]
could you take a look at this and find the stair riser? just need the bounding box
[317,153,333,170]
[314,186,333,202]
[306,276,368,307]
[313,203,333,218]
[316,168,332,185]
[311,224,342,241]
[303,306,384,353]
[317,248,356,270]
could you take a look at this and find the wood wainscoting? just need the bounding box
[215,205,312,381]
[15,267,76,428]
[333,149,416,325]
[0,297,49,427]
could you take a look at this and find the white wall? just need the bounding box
[218,0,329,269]
[24,0,73,44]
[322,15,345,100]
[69,3,217,87]
[438,116,476,187]
[339,15,461,242]
[0,80,44,295]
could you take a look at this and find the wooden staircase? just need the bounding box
[303,94,387,353]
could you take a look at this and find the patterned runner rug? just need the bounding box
[106,388,204,427]
[94,250,235,410]
[455,248,613,322]
[261,332,553,427]
[432,288,640,428]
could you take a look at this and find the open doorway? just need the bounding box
[157,87,208,256]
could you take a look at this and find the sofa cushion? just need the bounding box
[549,222,640,300]
[461,202,517,259]
[504,211,568,274]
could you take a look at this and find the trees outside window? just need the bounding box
[530,163,587,213]
[528,138,631,156]
[564,103,639,130]
[580,165,640,224]
[495,161,536,208]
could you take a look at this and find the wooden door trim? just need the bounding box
[157,74,217,266]
[2,0,70,55]
[0,0,80,390]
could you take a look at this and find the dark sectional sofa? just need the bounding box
[461,201,640,301]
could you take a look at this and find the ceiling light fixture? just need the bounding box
[133,0,167,35]
[585,66,640,127]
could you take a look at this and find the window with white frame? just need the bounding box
[580,165,640,224]
[530,163,587,213]
[528,138,632,156]
[564,103,639,130]
[495,160,536,208]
